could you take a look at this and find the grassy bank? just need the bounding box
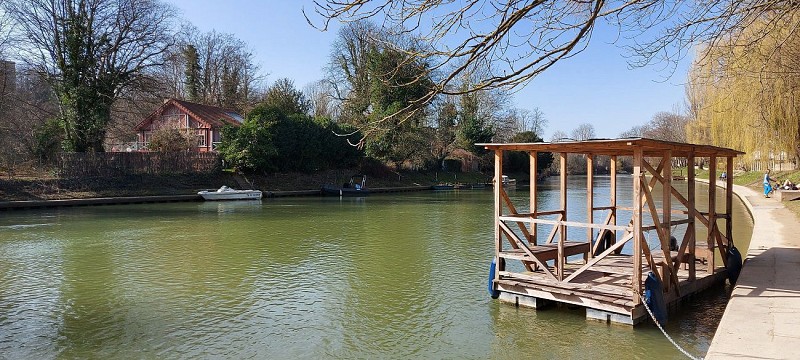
[674,167,800,217]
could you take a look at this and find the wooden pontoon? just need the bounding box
[480,138,744,325]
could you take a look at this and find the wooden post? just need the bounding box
[726,157,734,247]
[530,151,538,245]
[633,148,643,302]
[708,156,717,274]
[688,153,696,281]
[610,155,617,249]
[494,150,504,278]
[663,151,672,292]
[587,154,594,259]
[559,152,567,281]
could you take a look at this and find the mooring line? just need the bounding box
[638,293,701,360]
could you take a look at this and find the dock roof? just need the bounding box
[478,137,744,157]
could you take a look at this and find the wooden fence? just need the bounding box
[57,152,220,178]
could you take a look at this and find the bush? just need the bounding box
[148,128,194,152]
[31,118,63,164]
[218,105,364,173]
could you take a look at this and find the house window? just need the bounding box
[196,129,206,147]
[160,114,188,129]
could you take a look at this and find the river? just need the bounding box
[0,176,752,359]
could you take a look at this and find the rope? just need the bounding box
[637,292,701,360]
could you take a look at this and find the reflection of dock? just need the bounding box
[479,138,744,325]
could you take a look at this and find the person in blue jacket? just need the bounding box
[764,169,776,198]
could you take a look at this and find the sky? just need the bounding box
[169,0,693,140]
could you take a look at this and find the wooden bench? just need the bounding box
[499,241,590,263]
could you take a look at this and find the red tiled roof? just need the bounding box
[135,98,243,131]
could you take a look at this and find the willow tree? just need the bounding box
[308,1,800,143]
[5,0,176,152]
[686,12,800,165]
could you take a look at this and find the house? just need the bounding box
[134,98,243,152]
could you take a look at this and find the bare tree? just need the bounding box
[644,111,688,142]
[4,0,176,152]
[305,79,338,119]
[550,130,569,142]
[514,107,547,136]
[571,123,597,141]
[308,1,800,141]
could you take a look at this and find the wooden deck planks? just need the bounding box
[495,253,713,315]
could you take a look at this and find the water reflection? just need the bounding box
[0,179,752,358]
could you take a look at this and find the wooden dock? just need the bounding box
[479,138,745,325]
[495,252,725,324]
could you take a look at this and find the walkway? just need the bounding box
[706,184,800,359]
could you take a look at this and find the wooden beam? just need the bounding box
[559,152,568,280]
[726,157,734,247]
[499,222,554,278]
[500,189,533,241]
[663,151,673,292]
[587,154,594,259]
[632,147,643,303]
[592,206,616,211]
[530,151,538,245]
[494,149,503,280]
[544,214,563,244]
[687,153,696,281]
[592,211,614,255]
[499,216,629,231]
[566,232,634,283]
[708,155,716,273]
[610,155,617,251]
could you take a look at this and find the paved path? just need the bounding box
[706,185,800,359]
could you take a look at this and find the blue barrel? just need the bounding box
[727,246,743,285]
[644,271,667,325]
[488,257,500,299]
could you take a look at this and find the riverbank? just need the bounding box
[706,182,800,358]
[0,169,494,202]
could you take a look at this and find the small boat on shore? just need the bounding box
[321,174,369,196]
[198,186,263,201]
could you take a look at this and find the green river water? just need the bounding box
[0,176,753,359]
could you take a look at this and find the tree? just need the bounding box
[505,131,553,175]
[5,0,176,152]
[309,1,800,141]
[550,130,569,142]
[304,80,337,118]
[515,108,547,136]
[263,78,310,115]
[643,111,688,142]
[326,20,380,127]
[184,44,201,102]
[686,14,800,164]
[571,123,596,141]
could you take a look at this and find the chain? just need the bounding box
[637,292,701,360]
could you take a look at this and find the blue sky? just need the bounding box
[170,0,692,140]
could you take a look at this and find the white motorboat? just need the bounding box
[501,175,517,189]
[198,186,263,200]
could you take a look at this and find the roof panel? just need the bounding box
[477,138,745,157]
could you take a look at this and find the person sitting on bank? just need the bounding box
[720,171,727,181]
[764,169,777,198]
[783,179,797,190]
